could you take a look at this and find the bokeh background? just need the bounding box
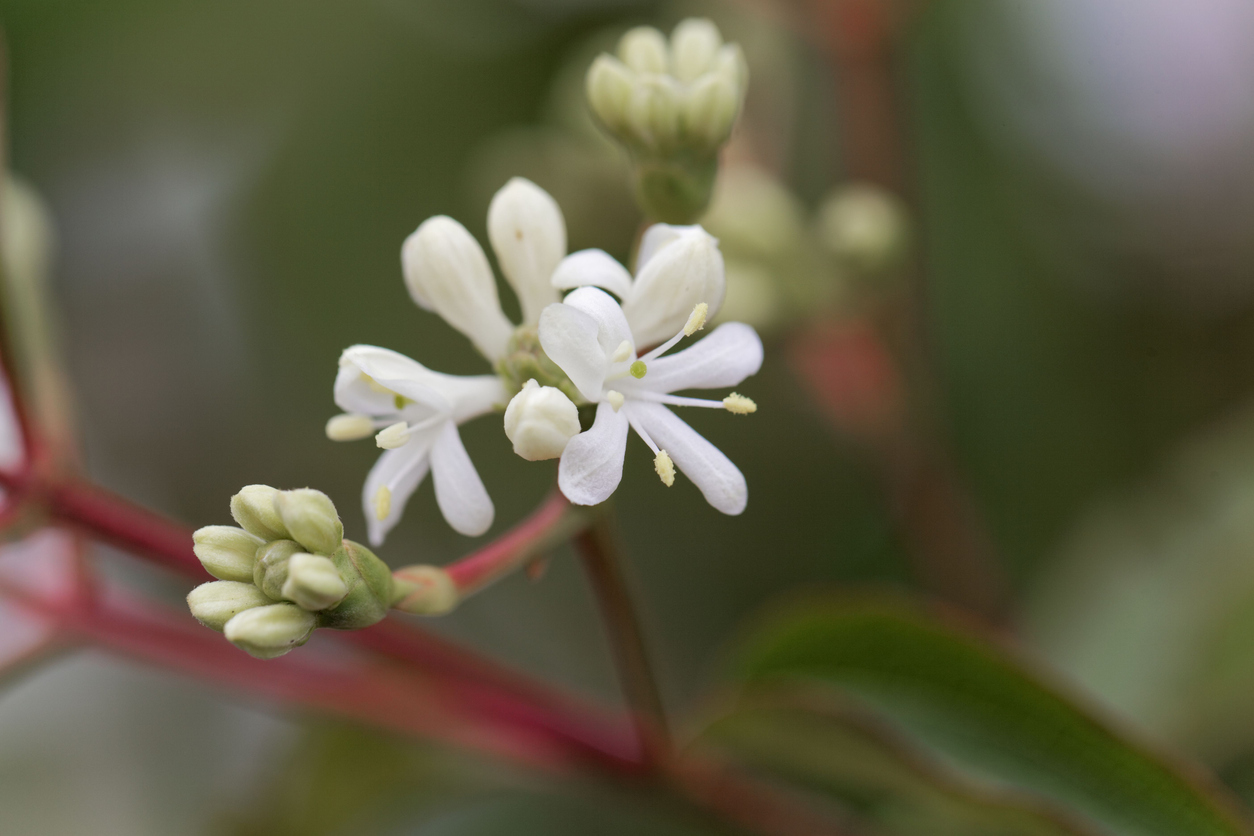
[4,0,1254,832]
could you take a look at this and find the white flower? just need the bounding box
[551,223,726,348]
[332,345,506,544]
[503,379,581,461]
[538,287,762,514]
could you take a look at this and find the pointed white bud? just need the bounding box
[325,413,374,441]
[627,76,682,152]
[586,55,636,132]
[683,72,740,149]
[401,215,514,361]
[224,603,317,660]
[392,565,460,616]
[274,489,343,555]
[375,421,411,450]
[193,525,264,582]
[714,43,748,91]
[618,26,669,74]
[487,178,566,326]
[230,485,289,542]
[503,379,581,461]
[671,19,722,83]
[187,581,272,632]
[623,226,726,347]
[282,553,349,611]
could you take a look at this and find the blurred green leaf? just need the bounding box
[731,597,1253,836]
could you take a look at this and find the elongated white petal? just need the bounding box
[551,249,634,299]
[624,226,726,347]
[561,286,635,360]
[401,216,514,361]
[627,402,746,515]
[635,223,698,270]
[430,421,494,537]
[487,178,566,326]
[538,302,608,402]
[333,359,403,416]
[362,436,436,546]
[627,322,763,394]
[558,403,629,506]
[338,345,506,422]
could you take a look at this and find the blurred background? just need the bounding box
[4,0,1254,832]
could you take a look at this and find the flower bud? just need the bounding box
[325,413,374,441]
[392,565,459,616]
[274,488,343,555]
[230,485,290,542]
[315,540,396,630]
[714,43,748,91]
[254,539,304,600]
[192,525,264,582]
[187,581,272,632]
[817,184,909,274]
[494,326,581,402]
[626,76,681,152]
[624,225,726,347]
[683,73,739,150]
[671,18,722,83]
[487,178,566,326]
[504,379,581,461]
[224,603,316,660]
[586,55,635,132]
[282,553,349,611]
[618,26,668,74]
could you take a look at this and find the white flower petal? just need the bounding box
[635,223,699,270]
[628,401,746,515]
[630,322,763,393]
[538,302,608,402]
[362,437,435,546]
[430,421,494,537]
[561,286,635,359]
[401,215,514,361]
[487,178,566,326]
[339,345,506,422]
[558,402,630,506]
[623,225,726,348]
[551,249,634,299]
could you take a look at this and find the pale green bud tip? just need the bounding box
[326,413,374,441]
[503,379,581,462]
[671,18,723,83]
[230,485,289,541]
[586,55,635,133]
[274,488,343,555]
[254,539,305,599]
[187,581,272,632]
[618,26,668,74]
[392,565,459,616]
[224,603,316,660]
[281,553,349,611]
[192,525,263,582]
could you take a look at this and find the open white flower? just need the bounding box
[330,345,506,544]
[538,287,762,513]
[551,223,725,348]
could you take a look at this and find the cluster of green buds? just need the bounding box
[585,18,748,224]
[188,485,457,659]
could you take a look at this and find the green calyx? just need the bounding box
[632,153,719,225]
[495,326,582,403]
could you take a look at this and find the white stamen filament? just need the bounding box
[639,303,709,365]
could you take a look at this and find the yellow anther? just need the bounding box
[375,421,411,449]
[629,360,648,379]
[374,486,392,521]
[606,390,625,411]
[723,392,757,414]
[684,302,709,336]
[611,339,634,363]
[325,413,374,442]
[654,450,675,487]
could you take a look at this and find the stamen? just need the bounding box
[629,360,648,379]
[325,413,374,442]
[625,391,727,409]
[606,390,625,411]
[374,486,392,521]
[611,339,634,363]
[654,450,675,487]
[376,421,411,449]
[723,393,757,414]
[684,302,708,336]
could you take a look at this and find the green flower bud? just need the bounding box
[391,565,459,616]
[626,76,681,154]
[254,539,304,600]
[274,488,343,555]
[187,581,272,632]
[314,540,396,631]
[230,485,289,541]
[586,55,635,133]
[671,18,722,83]
[282,553,349,611]
[494,326,581,402]
[224,603,316,660]
[618,26,668,74]
[192,525,264,582]
[683,72,739,148]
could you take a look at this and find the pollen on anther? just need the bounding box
[723,393,757,414]
[611,340,634,363]
[375,486,392,521]
[629,360,647,379]
[684,303,709,336]
[376,421,411,449]
[606,390,625,411]
[654,450,675,487]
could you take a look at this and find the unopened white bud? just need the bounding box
[282,553,349,611]
[326,413,374,441]
[187,581,272,632]
[586,55,636,132]
[671,19,723,83]
[714,43,748,91]
[503,379,581,461]
[224,603,316,660]
[193,525,264,582]
[625,225,726,347]
[230,485,289,541]
[375,421,411,450]
[274,489,343,555]
[487,178,566,326]
[618,26,669,74]
[392,565,460,616]
[683,72,740,149]
[627,76,681,152]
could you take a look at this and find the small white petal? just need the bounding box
[430,421,494,537]
[551,249,634,299]
[401,215,514,361]
[627,402,746,515]
[624,226,726,347]
[558,403,630,506]
[487,178,566,326]
[561,286,635,360]
[630,322,763,393]
[538,302,609,402]
[339,345,505,423]
[362,438,435,546]
[635,223,698,270]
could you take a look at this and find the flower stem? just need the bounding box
[573,508,670,767]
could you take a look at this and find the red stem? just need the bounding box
[444,490,576,594]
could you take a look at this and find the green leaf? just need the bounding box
[733,597,1253,836]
